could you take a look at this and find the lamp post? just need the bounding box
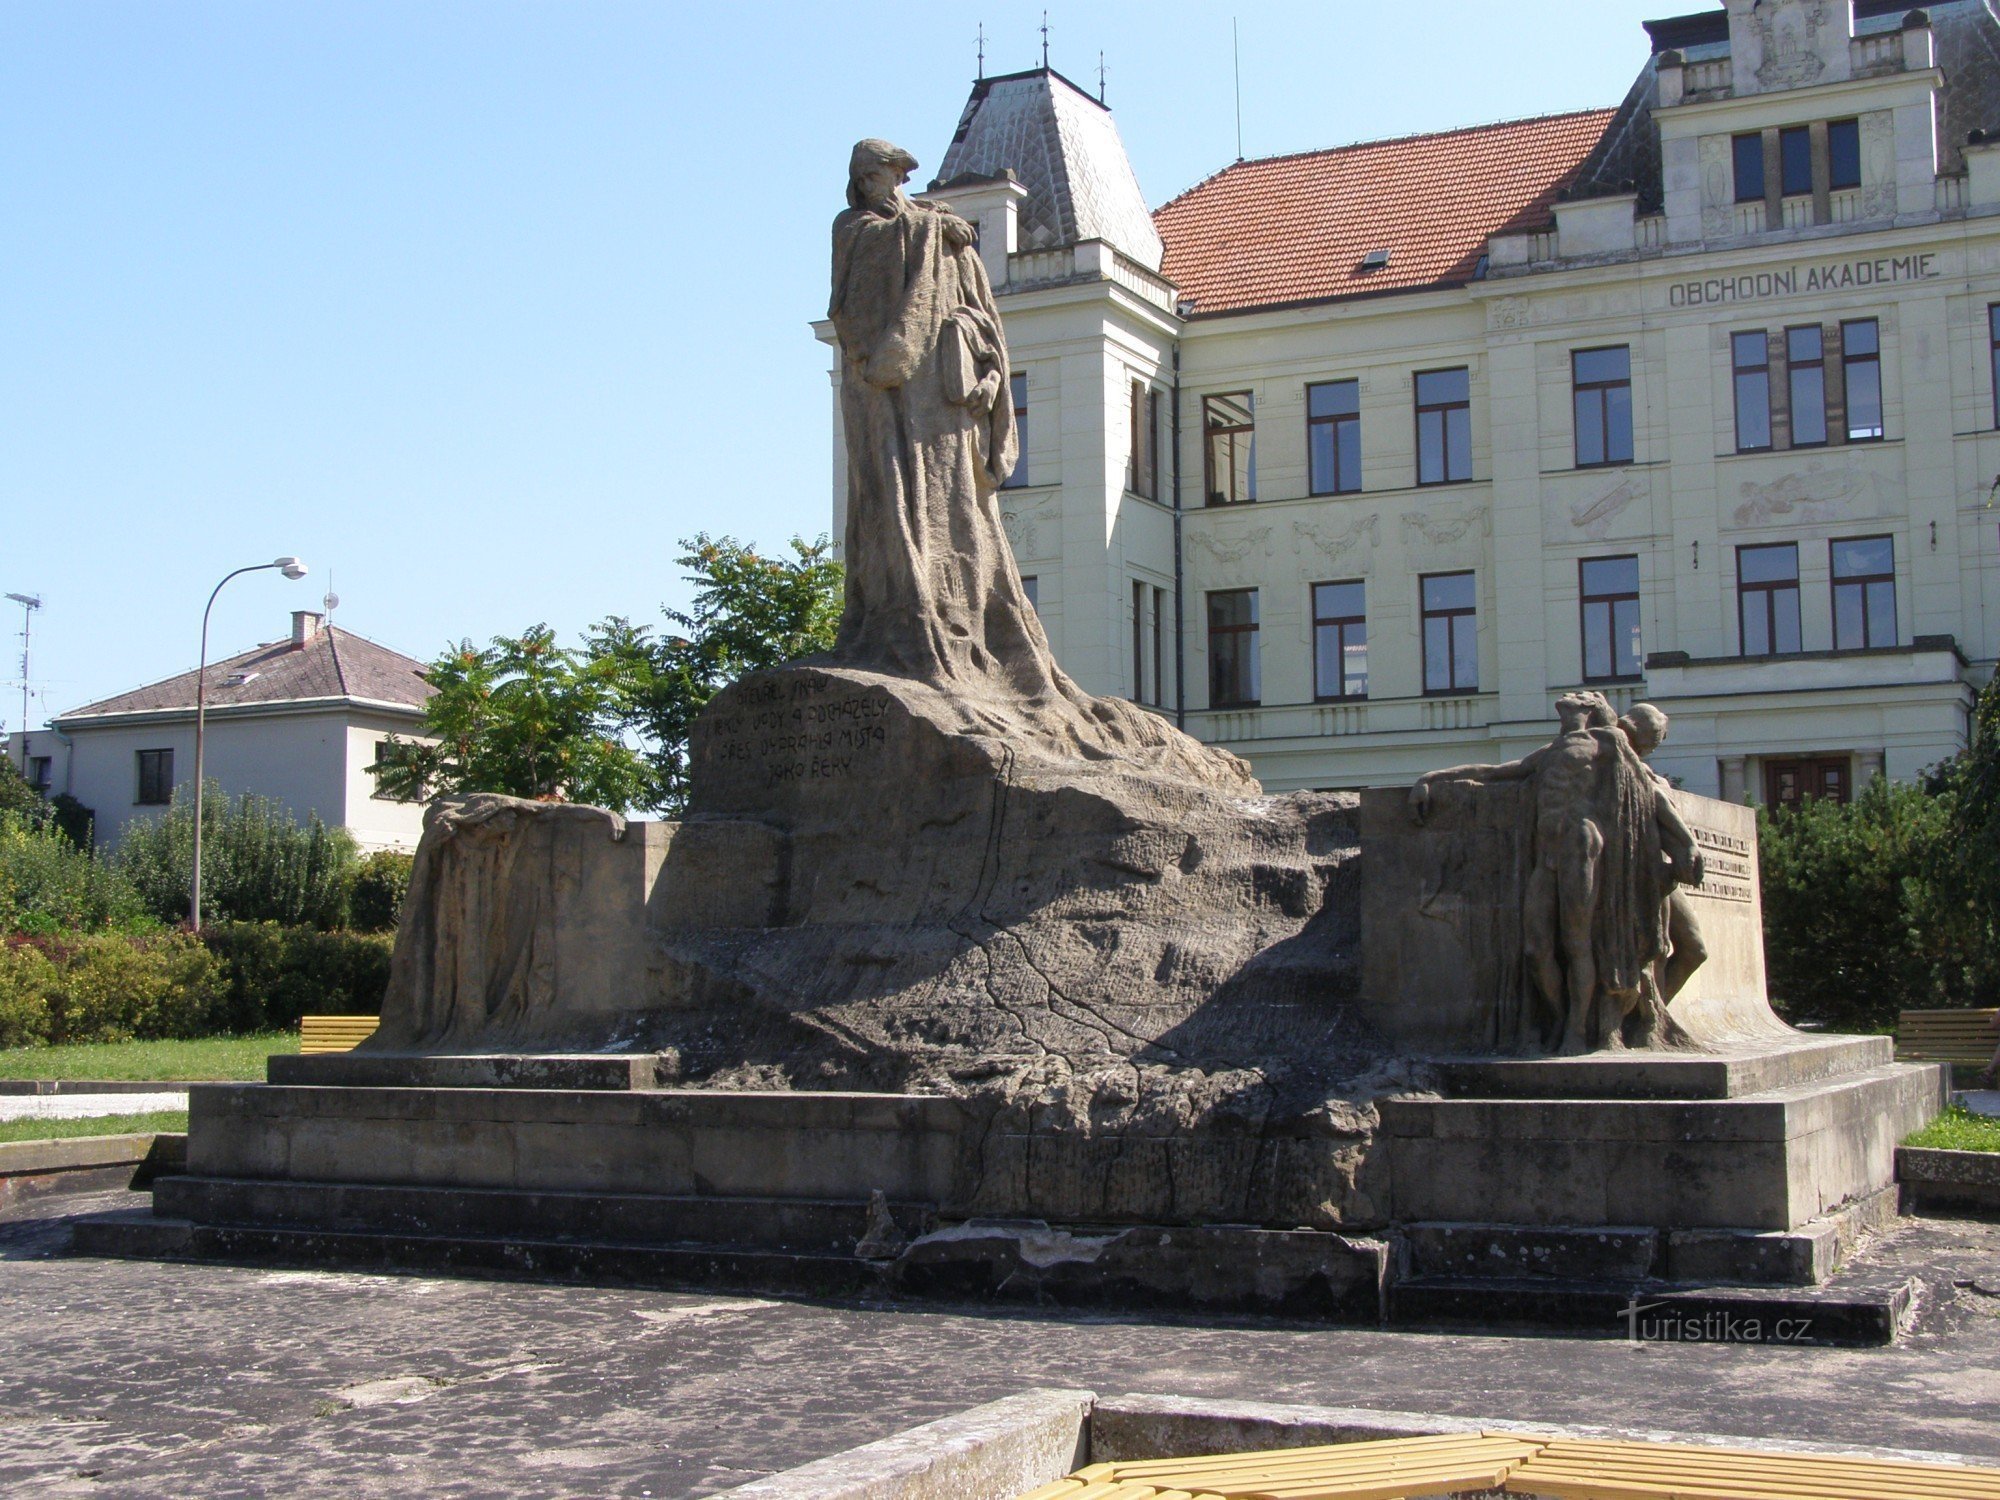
[189,557,307,930]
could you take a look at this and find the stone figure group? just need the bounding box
[1412,693,1708,1054]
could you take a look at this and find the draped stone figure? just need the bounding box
[828,139,1250,789]
[1412,692,1705,1053]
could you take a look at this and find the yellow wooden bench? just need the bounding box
[1017,1429,2000,1499]
[298,1014,380,1054]
[1896,1007,2000,1066]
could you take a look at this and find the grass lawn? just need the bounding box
[1905,1105,2000,1153]
[0,1110,188,1143]
[0,1033,293,1082]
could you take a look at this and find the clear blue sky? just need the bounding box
[2,0,1681,726]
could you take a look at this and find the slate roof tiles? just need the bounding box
[1153,109,1618,317]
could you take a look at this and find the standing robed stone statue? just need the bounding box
[827,138,1249,786]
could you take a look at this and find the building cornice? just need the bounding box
[53,696,428,732]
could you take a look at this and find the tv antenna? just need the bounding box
[1233,17,1244,160]
[976,22,984,79]
[322,570,340,625]
[5,592,40,769]
[1040,10,1049,69]
[1098,50,1106,104]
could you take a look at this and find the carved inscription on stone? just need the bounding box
[1689,822,1755,904]
[699,677,891,786]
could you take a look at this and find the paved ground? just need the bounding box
[1962,1089,2000,1116]
[0,1095,186,1124]
[0,1189,1996,1499]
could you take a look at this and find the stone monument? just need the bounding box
[93,141,1946,1320]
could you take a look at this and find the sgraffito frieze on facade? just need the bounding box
[1292,514,1380,569]
[1733,462,1880,527]
[1569,475,1648,542]
[1187,525,1274,571]
[1402,505,1490,548]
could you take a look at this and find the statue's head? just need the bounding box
[1554,690,1616,733]
[848,139,919,211]
[1619,702,1670,756]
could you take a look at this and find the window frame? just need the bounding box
[1732,131,1766,204]
[1578,555,1643,684]
[1732,330,1773,453]
[1000,372,1030,488]
[1413,367,1472,487]
[1131,578,1147,704]
[1420,570,1479,695]
[1571,345,1634,469]
[1841,318,1884,442]
[26,755,51,794]
[1311,579,1368,702]
[1765,756,1852,810]
[1736,542,1802,657]
[1202,391,1257,507]
[1830,534,1897,651]
[1989,305,2000,430]
[1306,378,1363,496]
[1779,124,1813,197]
[1151,585,1165,708]
[1785,324,1829,448]
[135,748,174,807]
[1206,587,1261,708]
[1827,117,1862,192]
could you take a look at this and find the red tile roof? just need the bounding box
[1153,109,1618,317]
[60,624,433,722]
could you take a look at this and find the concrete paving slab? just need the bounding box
[1959,1089,2000,1117]
[0,1092,186,1123]
[2,1187,1997,1497]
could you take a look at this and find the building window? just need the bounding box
[1572,347,1633,468]
[1129,380,1161,499]
[1733,132,1765,203]
[1779,125,1812,196]
[1001,372,1029,488]
[1766,756,1850,809]
[1151,585,1165,708]
[1021,575,1038,612]
[1990,306,2000,429]
[1828,118,1861,191]
[1732,331,1772,452]
[135,748,174,806]
[370,740,422,803]
[1421,571,1478,694]
[1203,392,1256,506]
[1786,325,1827,447]
[1312,581,1368,701]
[1207,589,1259,707]
[26,756,51,794]
[1738,542,1801,656]
[1580,556,1642,683]
[1414,368,1471,485]
[1841,319,1883,441]
[1134,580,1148,700]
[1831,536,1896,650]
[1307,379,1362,494]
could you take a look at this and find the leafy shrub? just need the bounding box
[37,932,226,1044]
[0,812,148,934]
[49,794,95,851]
[117,786,359,930]
[347,850,413,933]
[199,922,393,1030]
[1758,777,1959,1031]
[0,941,57,1047]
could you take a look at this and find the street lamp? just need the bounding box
[189,557,307,930]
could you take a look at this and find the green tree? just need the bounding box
[1757,777,1958,1031]
[598,534,842,815]
[116,785,359,930]
[0,810,147,935]
[1925,671,2000,1004]
[372,624,652,811]
[0,759,40,819]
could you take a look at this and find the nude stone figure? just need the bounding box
[1412,693,1705,1053]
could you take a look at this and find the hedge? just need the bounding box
[0,924,393,1047]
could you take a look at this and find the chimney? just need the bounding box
[292,610,325,648]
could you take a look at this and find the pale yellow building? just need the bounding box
[830,0,2000,804]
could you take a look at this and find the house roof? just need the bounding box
[934,66,1165,270]
[1152,109,1619,317]
[58,621,433,724]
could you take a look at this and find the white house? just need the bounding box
[8,610,433,851]
[835,0,2000,806]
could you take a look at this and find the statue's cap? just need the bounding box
[850,139,919,178]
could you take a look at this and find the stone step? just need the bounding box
[1383,1061,1946,1230]
[71,1212,887,1299]
[1430,1033,1893,1100]
[153,1175,933,1254]
[1386,1274,1913,1347]
[1400,1188,1895,1288]
[267,1053,663,1090]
